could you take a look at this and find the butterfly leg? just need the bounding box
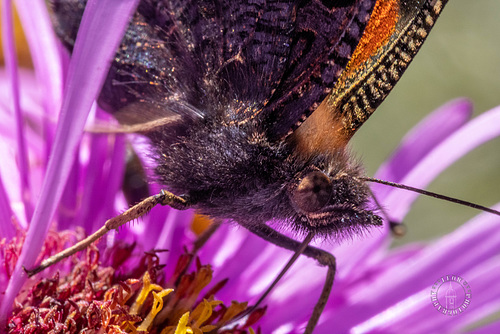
[243,223,336,334]
[25,190,190,276]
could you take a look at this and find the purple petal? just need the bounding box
[98,134,127,222]
[2,0,33,221]
[57,156,80,230]
[318,203,500,332]
[15,0,64,158]
[0,70,43,230]
[375,98,473,196]
[72,119,126,233]
[0,0,139,323]
[383,105,500,222]
[351,252,500,333]
[14,0,63,116]
[153,209,195,278]
[0,176,15,238]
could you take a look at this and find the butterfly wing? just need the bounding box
[331,0,449,139]
[290,0,449,156]
[49,0,380,133]
[258,0,377,141]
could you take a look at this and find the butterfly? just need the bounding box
[46,0,449,332]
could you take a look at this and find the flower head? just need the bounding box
[7,239,263,333]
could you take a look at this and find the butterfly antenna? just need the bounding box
[360,177,500,217]
[368,187,407,237]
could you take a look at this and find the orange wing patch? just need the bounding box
[346,0,399,75]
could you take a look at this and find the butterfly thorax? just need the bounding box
[151,119,381,237]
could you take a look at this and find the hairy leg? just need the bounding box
[25,190,189,276]
[242,223,336,334]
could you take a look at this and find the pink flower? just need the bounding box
[1,0,499,333]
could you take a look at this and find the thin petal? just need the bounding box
[0,0,139,322]
[15,0,63,117]
[320,204,500,332]
[2,0,33,221]
[0,177,15,238]
[375,98,473,196]
[384,105,500,222]
[350,254,500,333]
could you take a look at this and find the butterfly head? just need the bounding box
[286,152,383,237]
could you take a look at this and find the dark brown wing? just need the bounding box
[51,0,289,123]
[49,0,378,135]
[290,0,449,156]
[260,0,377,141]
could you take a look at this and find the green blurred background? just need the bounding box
[350,0,500,246]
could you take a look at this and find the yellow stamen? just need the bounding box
[130,272,164,315]
[191,214,212,236]
[191,299,222,328]
[175,312,193,334]
[218,301,247,324]
[191,267,213,299]
[137,289,174,331]
[120,321,138,332]
[199,325,217,332]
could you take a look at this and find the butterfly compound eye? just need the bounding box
[291,171,333,212]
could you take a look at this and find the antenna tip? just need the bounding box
[390,221,407,237]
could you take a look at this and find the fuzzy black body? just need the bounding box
[48,0,448,237]
[151,117,378,236]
